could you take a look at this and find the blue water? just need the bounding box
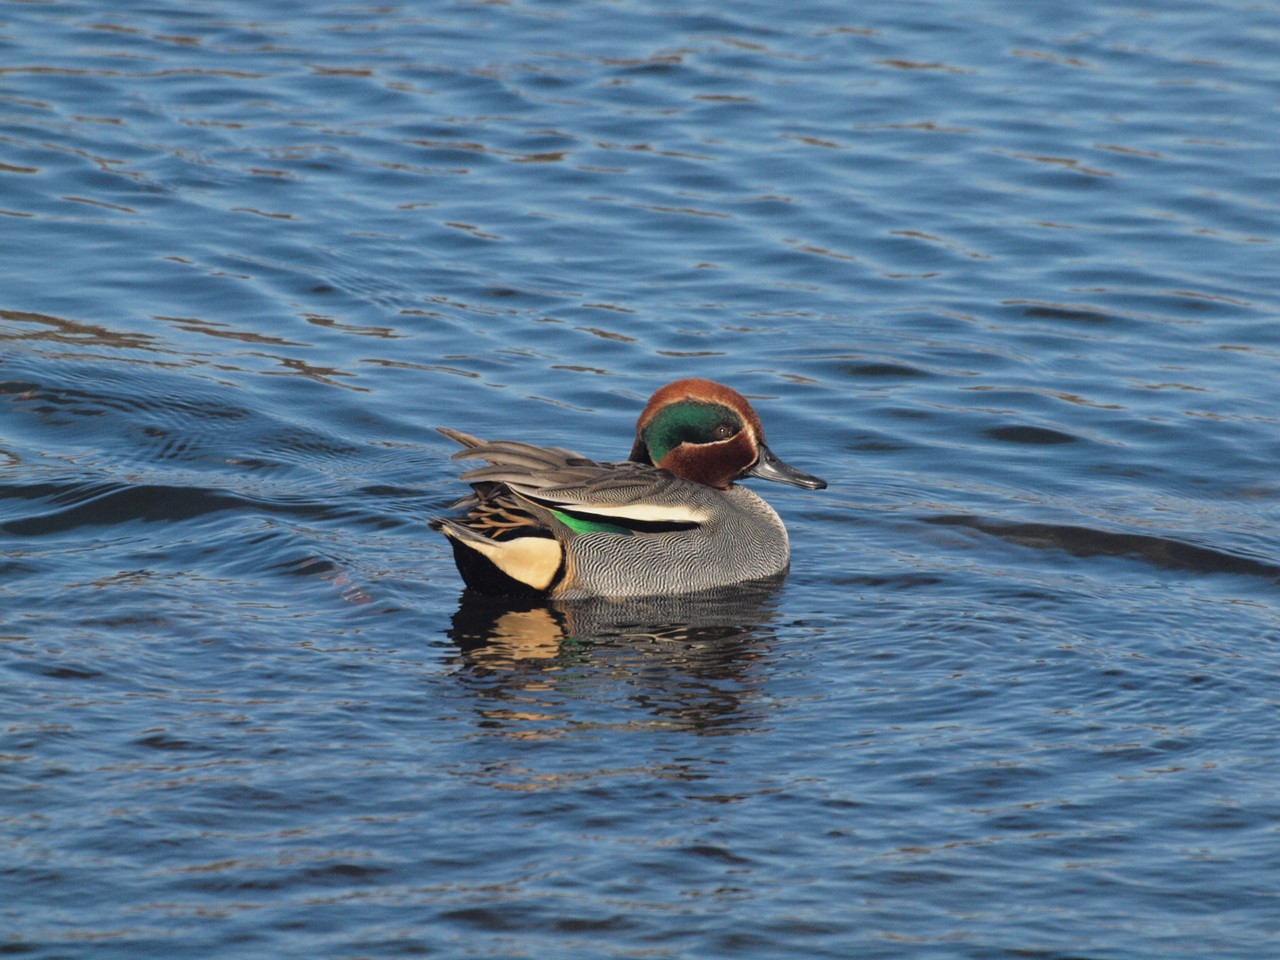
[3,0,1279,957]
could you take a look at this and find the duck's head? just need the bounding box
[628,378,827,491]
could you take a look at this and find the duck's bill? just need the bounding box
[747,444,827,490]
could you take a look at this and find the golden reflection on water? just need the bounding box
[471,606,564,664]
[444,580,786,746]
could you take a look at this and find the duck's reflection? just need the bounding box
[445,576,786,737]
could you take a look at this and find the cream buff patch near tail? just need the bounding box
[439,521,563,592]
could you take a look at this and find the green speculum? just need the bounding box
[551,508,634,537]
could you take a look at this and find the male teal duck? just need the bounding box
[431,378,826,599]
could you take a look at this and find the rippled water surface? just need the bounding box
[3,0,1279,957]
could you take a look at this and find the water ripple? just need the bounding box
[3,0,1280,957]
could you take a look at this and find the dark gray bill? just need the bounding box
[746,443,827,490]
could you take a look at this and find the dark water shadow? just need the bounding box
[0,480,252,536]
[444,576,787,735]
[929,514,1280,584]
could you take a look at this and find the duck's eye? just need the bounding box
[713,423,735,440]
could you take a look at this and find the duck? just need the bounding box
[431,378,826,599]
